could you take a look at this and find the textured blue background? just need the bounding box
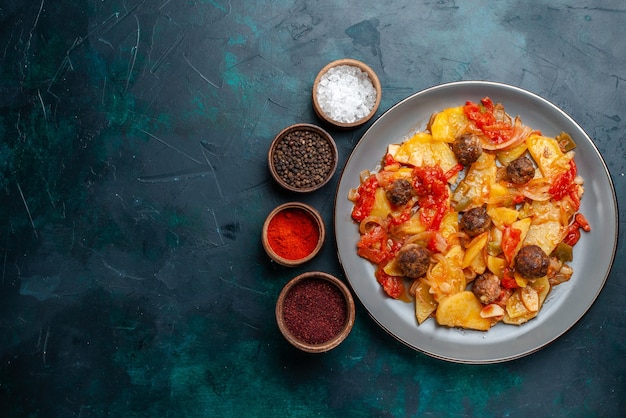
[0,1,624,416]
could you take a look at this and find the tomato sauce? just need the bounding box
[463,97,514,144]
[412,166,450,231]
[351,175,378,222]
[549,160,580,210]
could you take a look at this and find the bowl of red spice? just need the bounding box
[262,202,325,267]
[312,58,382,129]
[276,271,356,353]
[268,123,338,193]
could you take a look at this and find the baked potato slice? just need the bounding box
[435,291,492,331]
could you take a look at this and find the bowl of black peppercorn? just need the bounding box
[268,123,338,193]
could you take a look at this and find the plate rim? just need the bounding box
[333,80,619,364]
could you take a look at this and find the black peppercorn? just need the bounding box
[272,128,335,190]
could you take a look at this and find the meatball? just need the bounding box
[472,272,502,305]
[386,178,413,206]
[460,206,492,237]
[515,245,550,279]
[397,244,431,278]
[452,133,483,166]
[506,156,535,184]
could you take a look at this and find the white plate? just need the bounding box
[334,81,618,364]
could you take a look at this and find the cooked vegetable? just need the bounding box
[436,291,492,331]
[414,280,437,324]
[430,106,469,143]
[552,242,573,263]
[556,131,577,152]
[503,276,550,325]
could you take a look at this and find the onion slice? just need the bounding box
[480,117,532,151]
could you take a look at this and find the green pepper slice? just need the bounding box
[556,132,577,152]
[552,242,573,263]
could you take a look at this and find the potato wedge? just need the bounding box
[394,212,427,236]
[467,249,487,275]
[439,211,460,241]
[480,303,505,319]
[435,291,492,331]
[523,221,563,256]
[496,141,528,166]
[503,276,551,325]
[462,232,488,269]
[382,257,403,277]
[369,187,392,219]
[521,286,539,312]
[526,134,573,179]
[428,245,466,301]
[430,106,468,143]
[487,207,519,228]
[487,255,506,278]
[414,280,438,324]
[391,132,459,175]
[451,152,498,209]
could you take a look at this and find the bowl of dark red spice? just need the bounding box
[268,123,338,193]
[276,271,356,353]
[312,58,382,129]
[262,202,325,267]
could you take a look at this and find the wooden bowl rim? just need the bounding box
[268,123,338,193]
[312,58,382,129]
[275,271,356,353]
[261,202,325,267]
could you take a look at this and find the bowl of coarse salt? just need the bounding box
[312,58,382,129]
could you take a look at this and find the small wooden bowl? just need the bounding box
[268,123,338,193]
[276,271,356,353]
[312,58,382,128]
[262,202,325,267]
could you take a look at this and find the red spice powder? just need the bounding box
[267,208,319,260]
[282,278,347,345]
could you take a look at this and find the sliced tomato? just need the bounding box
[384,153,399,167]
[356,224,388,264]
[549,160,578,210]
[502,225,522,263]
[351,175,378,222]
[389,206,413,227]
[375,268,404,299]
[413,166,450,231]
[563,213,591,246]
[463,97,514,144]
[444,163,464,181]
[576,213,591,232]
[501,269,518,289]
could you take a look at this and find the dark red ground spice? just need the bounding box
[282,278,347,345]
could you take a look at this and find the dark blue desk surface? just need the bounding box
[1,1,624,416]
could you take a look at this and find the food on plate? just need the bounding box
[506,156,535,184]
[452,133,483,166]
[472,272,501,305]
[459,206,492,237]
[514,245,550,279]
[397,244,431,278]
[348,97,589,331]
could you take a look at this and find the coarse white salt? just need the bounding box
[316,65,377,124]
